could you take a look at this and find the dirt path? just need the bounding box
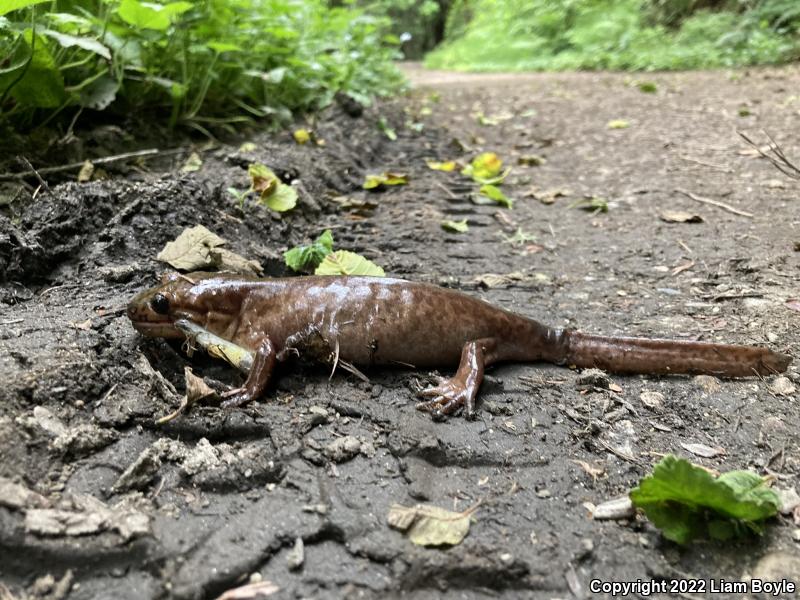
[1,64,799,599]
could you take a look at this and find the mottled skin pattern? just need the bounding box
[127,272,791,419]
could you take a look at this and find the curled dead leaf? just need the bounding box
[387,503,477,547]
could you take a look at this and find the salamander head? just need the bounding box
[127,272,241,339]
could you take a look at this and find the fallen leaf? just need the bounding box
[426,159,457,172]
[70,318,93,331]
[680,442,726,458]
[315,250,384,277]
[181,152,203,173]
[517,154,546,166]
[238,142,257,153]
[479,184,513,208]
[157,225,226,271]
[472,272,527,288]
[378,117,397,141]
[637,81,657,93]
[157,225,260,274]
[209,248,263,275]
[462,152,507,183]
[607,119,630,129]
[660,211,703,223]
[284,230,334,272]
[77,160,94,182]
[363,172,408,190]
[248,164,297,212]
[293,129,311,144]
[441,219,469,233]
[387,503,475,546]
[569,197,608,213]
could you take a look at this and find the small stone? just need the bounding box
[792,529,800,543]
[287,537,304,570]
[770,376,796,397]
[323,436,361,463]
[536,488,551,499]
[777,487,800,515]
[693,375,720,393]
[576,369,610,390]
[592,497,635,520]
[639,391,664,410]
[747,551,800,582]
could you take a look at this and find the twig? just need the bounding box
[17,156,50,195]
[0,148,163,181]
[678,155,733,172]
[433,180,458,199]
[739,130,800,180]
[674,188,753,218]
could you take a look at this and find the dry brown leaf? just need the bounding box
[157,225,261,274]
[680,442,725,458]
[387,503,476,546]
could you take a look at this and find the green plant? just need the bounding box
[0,0,404,131]
[424,0,800,72]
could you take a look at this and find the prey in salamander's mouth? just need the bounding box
[127,271,792,420]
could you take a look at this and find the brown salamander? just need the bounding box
[127,272,792,419]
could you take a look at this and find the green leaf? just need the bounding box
[284,230,334,272]
[630,455,780,545]
[41,29,111,60]
[0,29,65,108]
[362,172,408,190]
[461,152,503,182]
[293,128,311,144]
[426,159,457,172]
[479,184,513,208]
[0,0,49,17]
[569,197,608,213]
[207,41,241,53]
[262,183,297,212]
[637,81,657,93]
[378,116,397,140]
[607,119,630,129]
[441,219,469,233]
[117,0,192,30]
[248,163,296,212]
[315,251,384,277]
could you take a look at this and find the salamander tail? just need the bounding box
[561,332,791,378]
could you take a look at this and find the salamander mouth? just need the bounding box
[130,320,183,338]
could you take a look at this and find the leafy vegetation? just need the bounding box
[0,0,404,131]
[426,0,800,71]
[630,455,780,544]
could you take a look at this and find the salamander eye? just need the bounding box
[150,293,170,315]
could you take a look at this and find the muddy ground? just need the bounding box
[1,64,799,599]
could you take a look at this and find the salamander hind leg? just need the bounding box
[416,338,497,420]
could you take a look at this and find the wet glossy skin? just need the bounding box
[128,272,792,418]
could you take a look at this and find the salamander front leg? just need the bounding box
[416,339,496,419]
[221,337,276,408]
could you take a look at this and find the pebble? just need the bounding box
[639,391,664,410]
[770,376,796,397]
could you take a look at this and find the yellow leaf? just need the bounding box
[314,251,384,276]
[293,128,311,144]
[426,159,457,172]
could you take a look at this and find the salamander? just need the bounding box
[127,272,792,419]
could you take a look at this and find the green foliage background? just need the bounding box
[426,0,800,71]
[0,0,404,131]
